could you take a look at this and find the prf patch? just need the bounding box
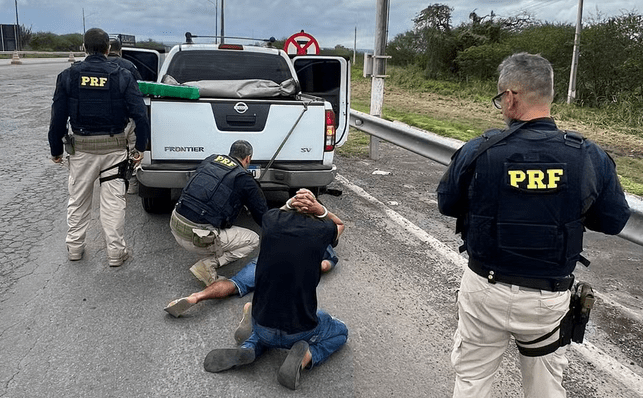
[79,73,109,89]
[213,155,236,168]
[505,163,566,192]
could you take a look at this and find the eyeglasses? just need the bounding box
[492,90,518,109]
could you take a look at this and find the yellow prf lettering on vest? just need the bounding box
[214,155,235,167]
[80,76,108,87]
[508,169,564,189]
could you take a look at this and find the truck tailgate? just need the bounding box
[150,99,326,162]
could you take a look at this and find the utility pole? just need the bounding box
[220,0,225,44]
[14,0,20,50]
[369,0,389,160]
[215,0,218,44]
[82,8,86,36]
[206,0,217,42]
[567,0,583,104]
[353,26,357,64]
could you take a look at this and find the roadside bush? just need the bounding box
[28,32,82,51]
[455,43,511,80]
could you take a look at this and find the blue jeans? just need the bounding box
[230,245,338,297]
[241,310,348,368]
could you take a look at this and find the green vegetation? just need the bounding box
[27,32,83,52]
[337,129,371,158]
[343,52,643,196]
[387,5,642,115]
[344,2,642,197]
[15,30,166,52]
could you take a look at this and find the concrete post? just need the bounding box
[11,51,21,65]
[369,0,389,160]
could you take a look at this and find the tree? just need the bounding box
[387,31,422,66]
[413,4,456,78]
[414,3,453,33]
[18,24,32,50]
[578,13,643,108]
[135,39,166,52]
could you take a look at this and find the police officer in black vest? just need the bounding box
[107,38,142,80]
[108,38,142,194]
[170,140,269,286]
[437,53,630,397]
[48,27,149,267]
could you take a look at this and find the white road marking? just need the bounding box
[573,342,643,395]
[335,174,467,271]
[335,172,643,393]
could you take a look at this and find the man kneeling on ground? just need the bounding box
[201,189,348,390]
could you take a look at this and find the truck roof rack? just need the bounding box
[185,32,275,45]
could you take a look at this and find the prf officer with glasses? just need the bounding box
[437,52,629,397]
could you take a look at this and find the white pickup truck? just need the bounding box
[123,34,350,213]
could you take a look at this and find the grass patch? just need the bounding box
[615,157,643,196]
[381,108,481,142]
[387,65,497,101]
[336,129,370,158]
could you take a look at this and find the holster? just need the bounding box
[192,228,217,248]
[192,228,223,257]
[560,282,595,346]
[63,134,75,155]
[99,159,135,191]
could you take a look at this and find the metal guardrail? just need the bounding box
[349,109,643,247]
[0,51,85,56]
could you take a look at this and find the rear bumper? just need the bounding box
[137,161,337,190]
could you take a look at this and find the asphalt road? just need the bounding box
[1,58,643,397]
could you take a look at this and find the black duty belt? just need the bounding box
[468,258,574,292]
[73,129,124,136]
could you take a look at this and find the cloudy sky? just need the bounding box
[0,0,638,49]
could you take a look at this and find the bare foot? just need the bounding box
[321,260,332,273]
[302,349,312,369]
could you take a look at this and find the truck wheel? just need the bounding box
[139,184,175,214]
[141,196,175,214]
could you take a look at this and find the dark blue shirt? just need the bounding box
[252,208,338,334]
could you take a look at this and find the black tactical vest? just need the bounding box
[466,130,586,278]
[67,59,129,134]
[177,155,247,229]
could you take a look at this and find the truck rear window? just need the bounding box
[166,50,293,84]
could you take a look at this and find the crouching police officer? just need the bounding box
[437,52,630,397]
[170,140,268,286]
[48,28,150,267]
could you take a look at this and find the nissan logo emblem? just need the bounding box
[234,102,249,114]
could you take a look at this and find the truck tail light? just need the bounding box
[219,44,243,50]
[324,110,336,152]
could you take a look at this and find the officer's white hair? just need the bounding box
[497,52,555,105]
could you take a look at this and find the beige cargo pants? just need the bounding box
[170,209,259,269]
[451,267,571,398]
[66,148,128,260]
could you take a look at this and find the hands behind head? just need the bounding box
[289,188,325,217]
